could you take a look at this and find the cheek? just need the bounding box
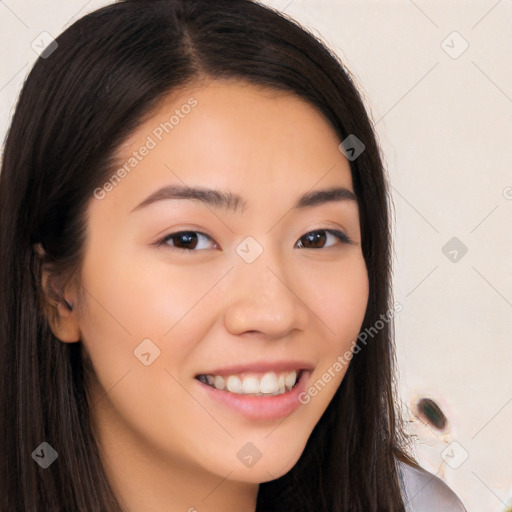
[304,253,369,349]
[76,246,223,410]
[78,246,217,341]
[76,250,223,460]
[296,254,368,405]
[301,253,369,400]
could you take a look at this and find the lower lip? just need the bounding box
[195,371,310,421]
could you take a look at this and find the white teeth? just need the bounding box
[242,376,260,394]
[285,370,297,390]
[213,375,225,390]
[226,375,242,393]
[198,370,301,396]
[259,372,278,394]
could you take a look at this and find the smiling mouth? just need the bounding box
[195,369,304,397]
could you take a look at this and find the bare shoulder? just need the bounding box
[397,460,468,512]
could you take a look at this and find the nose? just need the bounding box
[223,246,310,339]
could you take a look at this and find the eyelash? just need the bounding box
[155,228,356,252]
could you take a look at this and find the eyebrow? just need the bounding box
[130,184,357,214]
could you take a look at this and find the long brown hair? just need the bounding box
[0,0,418,510]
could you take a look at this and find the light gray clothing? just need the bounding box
[397,460,467,512]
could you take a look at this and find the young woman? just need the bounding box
[0,0,467,510]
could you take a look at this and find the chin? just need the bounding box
[236,448,304,484]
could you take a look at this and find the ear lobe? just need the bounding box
[41,267,81,343]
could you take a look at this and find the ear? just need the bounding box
[41,266,81,343]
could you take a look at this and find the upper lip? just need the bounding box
[195,360,314,376]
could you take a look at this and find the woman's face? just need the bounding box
[57,79,369,486]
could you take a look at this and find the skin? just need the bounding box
[43,78,369,512]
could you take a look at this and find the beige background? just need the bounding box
[1,1,511,510]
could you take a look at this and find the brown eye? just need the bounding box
[296,229,354,249]
[159,231,217,251]
[299,230,326,249]
[171,232,199,250]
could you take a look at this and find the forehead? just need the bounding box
[99,78,354,212]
